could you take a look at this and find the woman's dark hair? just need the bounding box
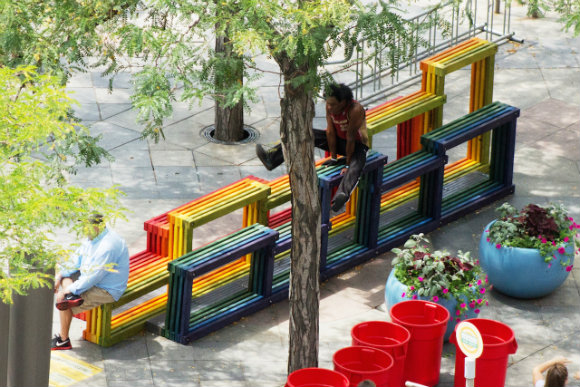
[325,83,353,103]
[545,363,568,387]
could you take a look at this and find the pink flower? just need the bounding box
[548,263,552,269]
[566,265,573,272]
[551,241,556,246]
[477,279,482,286]
[553,255,557,260]
[433,296,439,302]
[485,301,489,306]
[412,295,418,300]
[418,277,424,282]
[496,243,501,249]
[541,238,547,244]
[409,286,415,291]
[401,292,406,298]
[456,318,461,322]
[570,225,575,230]
[477,299,482,304]
[456,310,461,316]
[480,288,486,294]
[486,237,491,242]
[558,247,566,254]
[564,237,569,242]
[469,301,476,308]
[442,288,449,294]
[460,303,466,308]
[485,229,489,233]
[474,309,480,314]
[485,276,489,283]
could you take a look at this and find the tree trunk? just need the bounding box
[277,59,321,374]
[494,0,500,13]
[0,301,8,387]
[214,32,245,142]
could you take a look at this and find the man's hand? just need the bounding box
[340,167,348,175]
[56,290,67,303]
[322,156,346,167]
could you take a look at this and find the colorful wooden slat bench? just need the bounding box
[153,224,278,344]
[167,177,271,259]
[420,101,520,223]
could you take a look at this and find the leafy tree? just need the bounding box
[87,0,424,371]
[2,0,428,372]
[0,66,125,304]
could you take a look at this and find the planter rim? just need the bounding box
[484,220,574,254]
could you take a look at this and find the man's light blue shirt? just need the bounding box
[60,227,130,301]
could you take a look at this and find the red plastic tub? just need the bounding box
[351,321,411,387]
[333,346,394,387]
[389,300,450,387]
[450,318,518,387]
[286,367,349,387]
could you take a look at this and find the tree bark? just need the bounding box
[214,32,245,142]
[277,58,321,374]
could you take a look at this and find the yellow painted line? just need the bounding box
[50,352,102,387]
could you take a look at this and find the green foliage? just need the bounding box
[391,234,488,319]
[518,0,580,35]
[487,202,578,266]
[0,66,125,304]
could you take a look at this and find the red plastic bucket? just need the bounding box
[450,318,518,387]
[333,346,394,387]
[389,300,450,387]
[351,321,411,387]
[286,367,349,387]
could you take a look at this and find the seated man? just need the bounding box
[52,214,129,350]
[256,83,369,212]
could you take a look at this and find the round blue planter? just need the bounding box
[479,220,575,299]
[384,269,477,341]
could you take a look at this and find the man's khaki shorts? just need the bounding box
[71,286,115,314]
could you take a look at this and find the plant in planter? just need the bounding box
[480,202,580,299]
[386,234,489,340]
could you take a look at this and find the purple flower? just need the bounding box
[558,247,566,254]
[433,296,439,302]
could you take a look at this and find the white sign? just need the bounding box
[456,321,484,359]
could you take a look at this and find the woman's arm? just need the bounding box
[532,356,570,385]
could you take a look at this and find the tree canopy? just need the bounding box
[0,66,125,304]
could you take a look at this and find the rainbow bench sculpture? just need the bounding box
[79,37,520,347]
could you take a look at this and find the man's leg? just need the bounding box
[58,278,74,341]
[331,142,368,212]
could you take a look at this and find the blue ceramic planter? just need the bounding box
[384,269,477,341]
[479,220,575,299]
